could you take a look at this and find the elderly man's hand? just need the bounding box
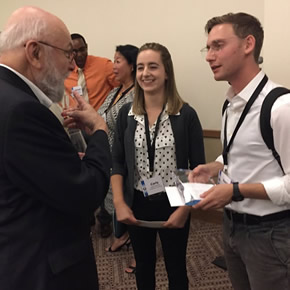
[62,92,108,135]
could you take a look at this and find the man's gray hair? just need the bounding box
[0,16,47,53]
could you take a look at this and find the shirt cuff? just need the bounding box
[262,176,290,205]
[215,155,224,164]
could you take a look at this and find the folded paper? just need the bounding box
[165,183,213,207]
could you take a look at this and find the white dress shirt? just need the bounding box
[217,70,290,215]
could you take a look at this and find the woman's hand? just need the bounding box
[163,206,191,228]
[115,201,139,225]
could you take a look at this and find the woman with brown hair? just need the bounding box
[111,43,205,290]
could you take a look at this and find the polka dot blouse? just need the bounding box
[129,107,178,191]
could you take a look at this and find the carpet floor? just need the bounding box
[92,212,233,290]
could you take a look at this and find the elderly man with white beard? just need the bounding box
[0,6,111,290]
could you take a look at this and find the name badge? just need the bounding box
[71,85,83,97]
[218,170,232,184]
[141,176,165,197]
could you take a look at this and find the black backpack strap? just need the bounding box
[260,87,290,172]
[222,99,230,116]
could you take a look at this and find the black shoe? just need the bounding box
[106,237,131,252]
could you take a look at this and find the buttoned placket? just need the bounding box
[77,68,89,102]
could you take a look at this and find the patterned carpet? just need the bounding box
[92,213,233,290]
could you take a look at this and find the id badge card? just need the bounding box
[140,176,165,197]
[71,85,83,97]
[218,170,232,184]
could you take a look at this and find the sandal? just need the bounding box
[125,265,136,274]
[106,237,131,252]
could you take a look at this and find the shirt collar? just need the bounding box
[225,70,265,111]
[226,70,265,102]
[73,55,91,73]
[129,103,180,117]
[0,64,52,108]
[129,104,168,125]
[73,65,79,73]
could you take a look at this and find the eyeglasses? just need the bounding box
[200,36,240,57]
[200,43,224,55]
[38,41,75,62]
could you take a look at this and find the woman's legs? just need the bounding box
[129,226,157,290]
[159,218,190,290]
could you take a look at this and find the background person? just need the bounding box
[63,32,119,238]
[190,12,290,290]
[0,6,111,290]
[111,42,205,290]
[98,44,138,249]
[63,33,119,111]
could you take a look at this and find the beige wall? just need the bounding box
[204,137,222,163]
[264,0,290,87]
[1,1,290,133]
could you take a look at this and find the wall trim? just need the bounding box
[203,130,220,139]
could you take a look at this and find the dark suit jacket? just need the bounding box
[0,66,111,290]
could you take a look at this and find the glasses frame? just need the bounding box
[200,43,225,55]
[37,40,75,62]
[200,36,241,57]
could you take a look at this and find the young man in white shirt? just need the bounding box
[190,12,290,290]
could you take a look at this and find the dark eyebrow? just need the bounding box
[208,36,238,47]
[137,62,159,67]
[211,39,226,45]
[148,62,159,65]
[206,39,225,49]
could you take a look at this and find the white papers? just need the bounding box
[136,220,165,228]
[165,183,213,207]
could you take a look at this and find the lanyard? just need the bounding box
[105,84,134,113]
[144,108,164,173]
[223,75,268,168]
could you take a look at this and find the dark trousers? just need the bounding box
[223,210,290,290]
[128,190,189,290]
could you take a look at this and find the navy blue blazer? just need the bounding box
[0,66,111,290]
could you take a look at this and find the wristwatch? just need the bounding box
[232,182,244,202]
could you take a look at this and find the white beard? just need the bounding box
[35,54,68,103]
